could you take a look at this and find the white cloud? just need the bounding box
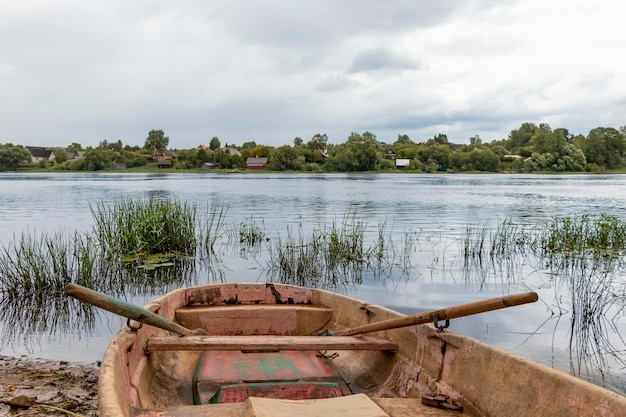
[0,0,625,148]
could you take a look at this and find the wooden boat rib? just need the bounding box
[97,283,626,417]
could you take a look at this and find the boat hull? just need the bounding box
[98,283,626,417]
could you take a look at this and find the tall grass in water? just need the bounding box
[544,253,626,389]
[0,231,100,346]
[197,202,228,255]
[460,214,626,263]
[237,216,268,246]
[91,197,197,259]
[459,214,626,390]
[540,214,626,255]
[266,213,369,289]
[0,231,98,298]
[266,213,419,289]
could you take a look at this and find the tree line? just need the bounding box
[1,124,626,173]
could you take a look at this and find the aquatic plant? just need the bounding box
[197,202,228,254]
[237,216,268,246]
[266,218,368,289]
[540,214,626,255]
[0,231,89,297]
[90,197,197,259]
[265,213,419,290]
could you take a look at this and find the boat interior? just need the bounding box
[98,283,626,417]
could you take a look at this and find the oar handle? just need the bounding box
[64,283,206,336]
[331,291,539,336]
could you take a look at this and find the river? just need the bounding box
[1,172,625,394]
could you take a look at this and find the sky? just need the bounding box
[1,0,625,150]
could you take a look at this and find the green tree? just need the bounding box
[417,144,450,170]
[270,145,298,171]
[144,130,169,154]
[524,144,585,172]
[343,131,380,171]
[54,149,68,165]
[307,133,328,151]
[395,134,412,144]
[98,139,123,151]
[293,137,304,147]
[468,148,500,171]
[241,141,257,150]
[583,127,626,169]
[81,149,116,171]
[0,143,31,171]
[323,147,351,172]
[247,145,271,158]
[427,133,448,145]
[209,136,221,151]
[196,149,210,166]
[66,142,83,152]
[217,151,235,169]
[507,122,539,150]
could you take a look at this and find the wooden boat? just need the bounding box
[67,282,626,417]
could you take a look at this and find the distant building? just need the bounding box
[223,147,242,157]
[383,148,397,160]
[25,146,55,163]
[66,151,85,160]
[201,162,215,170]
[246,157,268,169]
[396,159,410,168]
[158,159,173,169]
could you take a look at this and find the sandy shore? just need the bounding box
[0,355,99,416]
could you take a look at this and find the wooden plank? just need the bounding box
[133,402,248,417]
[249,394,390,417]
[175,305,333,336]
[145,335,398,352]
[132,397,471,417]
[374,398,472,417]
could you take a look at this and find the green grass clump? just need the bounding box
[238,217,268,246]
[91,197,197,259]
[540,214,626,255]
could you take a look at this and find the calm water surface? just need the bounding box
[1,172,625,392]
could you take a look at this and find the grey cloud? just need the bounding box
[315,73,356,92]
[209,1,460,49]
[348,48,422,73]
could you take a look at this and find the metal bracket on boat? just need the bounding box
[127,315,146,332]
[431,312,450,332]
[422,394,463,412]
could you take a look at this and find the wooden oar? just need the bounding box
[64,283,207,336]
[330,291,539,336]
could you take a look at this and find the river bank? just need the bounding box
[0,355,98,416]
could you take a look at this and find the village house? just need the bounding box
[246,156,268,169]
[223,147,242,157]
[25,146,55,163]
[396,159,410,169]
[383,148,397,160]
[157,159,173,169]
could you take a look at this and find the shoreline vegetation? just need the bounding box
[0,197,625,394]
[2,123,626,174]
[7,161,626,175]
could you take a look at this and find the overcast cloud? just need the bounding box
[1,0,625,149]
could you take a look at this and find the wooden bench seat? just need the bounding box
[174,304,333,336]
[145,335,398,352]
